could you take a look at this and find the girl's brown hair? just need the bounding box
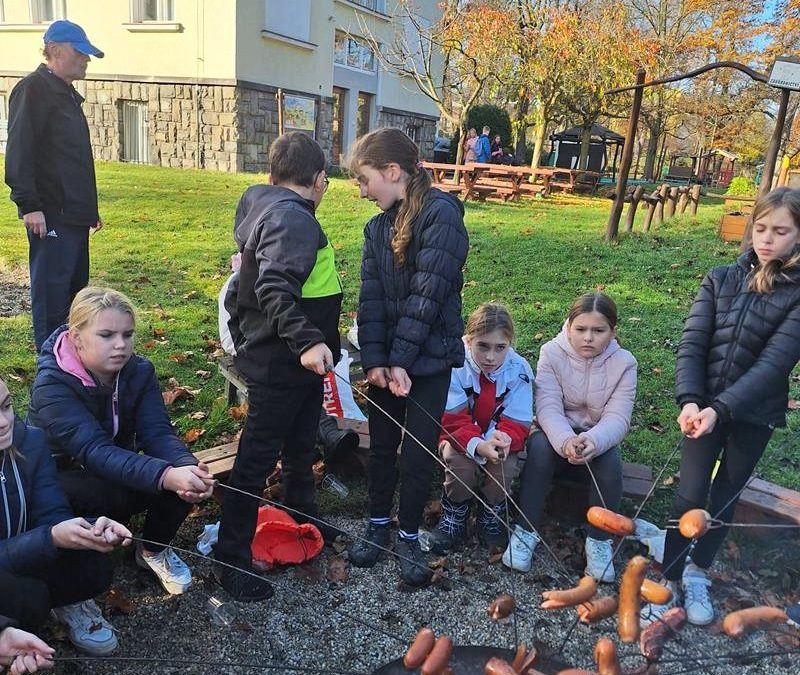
[348,127,432,266]
[567,292,618,329]
[465,302,515,342]
[69,287,137,332]
[748,187,800,294]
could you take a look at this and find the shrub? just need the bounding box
[725,176,757,196]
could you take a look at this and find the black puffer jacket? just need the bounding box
[358,188,469,376]
[676,249,800,427]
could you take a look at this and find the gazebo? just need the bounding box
[547,123,626,179]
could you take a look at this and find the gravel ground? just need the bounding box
[39,510,799,675]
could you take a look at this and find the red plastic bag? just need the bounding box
[250,505,324,565]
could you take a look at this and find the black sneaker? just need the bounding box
[214,564,274,602]
[428,496,470,554]
[396,537,433,587]
[349,522,391,568]
[477,500,510,549]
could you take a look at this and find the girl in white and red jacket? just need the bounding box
[502,293,637,580]
[429,303,533,554]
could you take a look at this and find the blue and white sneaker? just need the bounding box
[52,600,117,655]
[136,544,193,595]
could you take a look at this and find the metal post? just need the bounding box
[606,69,646,242]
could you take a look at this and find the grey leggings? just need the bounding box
[517,430,623,540]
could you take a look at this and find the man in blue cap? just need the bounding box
[5,20,105,351]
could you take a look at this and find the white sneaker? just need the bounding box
[52,600,117,655]
[632,518,667,563]
[585,537,615,583]
[502,525,539,572]
[682,568,714,625]
[136,544,193,594]
[640,586,679,628]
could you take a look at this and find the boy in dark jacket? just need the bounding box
[214,132,342,601]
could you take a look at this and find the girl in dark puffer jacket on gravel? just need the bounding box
[642,187,800,628]
[347,128,469,587]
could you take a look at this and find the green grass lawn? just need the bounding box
[1,159,798,519]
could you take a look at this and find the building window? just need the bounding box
[130,0,174,23]
[0,92,8,154]
[405,124,420,143]
[265,0,310,43]
[30,0,65,23]
[334,31,376,73]
[347,0,385,11]
[121,101,149,164]
[356,92,372,138]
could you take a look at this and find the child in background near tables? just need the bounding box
[347,127,469,586]
[642,187,800,628]
[428,303,533,554]
[503,293,637,581]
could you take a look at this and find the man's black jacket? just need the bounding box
[5,64,98,224]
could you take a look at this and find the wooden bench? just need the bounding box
[735,477,800,534]
[664,166,694,184]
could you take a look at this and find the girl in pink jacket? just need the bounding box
[502,293,637,580]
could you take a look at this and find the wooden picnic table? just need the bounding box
[421,161,554,202]
[550,168,602,193]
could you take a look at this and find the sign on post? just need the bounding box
[768,57,800,91]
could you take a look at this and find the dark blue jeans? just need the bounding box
[215,378,323,569]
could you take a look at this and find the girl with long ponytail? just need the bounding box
[347,128,469,586]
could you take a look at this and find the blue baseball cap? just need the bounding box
[43,20,104,58]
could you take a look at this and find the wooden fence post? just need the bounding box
[665,186,679,219]
[677,187,689,214]
[689,185,701,216]
[654,184,669,226]
[624,185,644,232]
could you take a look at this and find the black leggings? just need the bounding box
[662,421,773,581]
[0,550,112,630]
[59,469,193,553]
[366,371,450,534]
[517,430,623,540]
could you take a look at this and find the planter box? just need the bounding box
[718,212,749,242]
[724,196,755,214]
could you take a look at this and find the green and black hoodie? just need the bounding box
[226,184,342,385]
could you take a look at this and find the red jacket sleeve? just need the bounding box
[496,417,530,453]
[440,406,481,454]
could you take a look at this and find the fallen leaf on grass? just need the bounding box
[788,399,799,410]
[102,588,134,614]
[195,369,212,379]
[229,402,249,419]
[326,555,349,583]
[183,290,199,300]
[190,411,208,420]
[162,386,198,406]
[169,352,190,364]
[652,367,663,375]
[153,328,166,337]
[143,340,157,349]
[184,428,205,443]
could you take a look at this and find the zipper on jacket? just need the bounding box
[0,453,11,540]
[719,292,756,392]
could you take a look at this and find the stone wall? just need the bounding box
[376,107,437,159]
[1,74,433,172]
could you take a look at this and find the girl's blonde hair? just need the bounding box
[69,287,137,332]
[465,302,515,342]
[348,127,432,266]
[748,187,800,294]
